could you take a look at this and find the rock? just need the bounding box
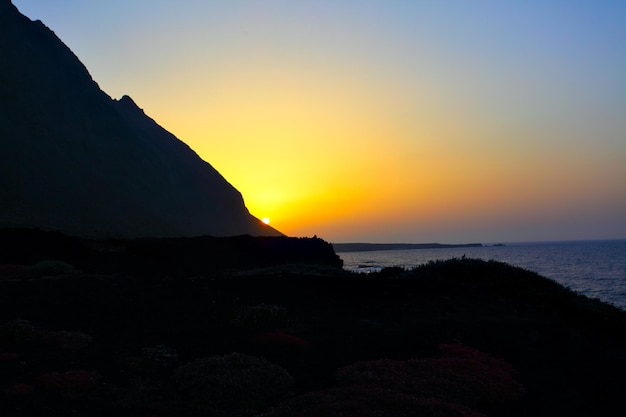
[0,3,280,238]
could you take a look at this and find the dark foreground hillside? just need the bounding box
[1,231,625,417]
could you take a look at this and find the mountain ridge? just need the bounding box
[0,1,281,238]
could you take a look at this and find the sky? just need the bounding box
[12,0,626,243]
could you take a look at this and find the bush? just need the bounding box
[0,319,39,348]
[142,344,178,366]
[174,353,293,412]
[35,370,100,399]
[261,386,484,417]
[39,330,93,350]
[5,383,35,397]
[28,259,78,275]
[335,343,525,408]
[253,332,310,351]
[432,343,526,404]
[117,345,179,377]
[232,304,290,331]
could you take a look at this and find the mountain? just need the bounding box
[0,0,281,238]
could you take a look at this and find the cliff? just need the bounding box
[0,1,280,238]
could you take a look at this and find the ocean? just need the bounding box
[338,240,626,310]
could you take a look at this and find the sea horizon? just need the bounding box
[338,239,626,310]
[333,237,626,248]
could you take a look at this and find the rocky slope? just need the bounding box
[0,0,279,238]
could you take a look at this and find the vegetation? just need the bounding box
[1,230,625,416]
[174,353,294,413]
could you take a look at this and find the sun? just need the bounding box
[261,217,270,225]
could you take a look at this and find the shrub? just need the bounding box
[28,260,77,275]
[232,304,290,331]
[335,343,525,408]
[433,343,525,404]
[35,370,100,399]
[39,330,93,350]
[0,264,27,276]
[113,376,172,414]
[119,344,178,376]
[174,353,293,412]
[5,383,35,397]
[0,351,20,380]
[253,332,310,351]
[0,319,39,348]
[261,386,484,417]
[0,352,19,361]
[142,344,178,366]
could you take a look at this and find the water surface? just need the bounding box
[339,240,626,310]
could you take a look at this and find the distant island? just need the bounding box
[332,242,483,253]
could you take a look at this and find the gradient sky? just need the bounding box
[13,0,626,243]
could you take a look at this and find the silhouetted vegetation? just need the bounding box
[0,228,343,276]
[1,230,625,416]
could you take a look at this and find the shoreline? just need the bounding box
[332,242,483,253]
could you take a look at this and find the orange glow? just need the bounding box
[41,1,624,243]
[153,74,626,242]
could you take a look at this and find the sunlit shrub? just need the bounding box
[174,352,293,412]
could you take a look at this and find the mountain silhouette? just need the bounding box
[0,0,281,238]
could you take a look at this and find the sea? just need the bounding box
[338,240,626,311]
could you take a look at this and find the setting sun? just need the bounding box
[262,217,270,225]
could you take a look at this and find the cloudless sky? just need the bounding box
[12,0,626,243]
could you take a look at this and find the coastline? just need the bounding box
[338,240,626,310]
[332,242,483,253]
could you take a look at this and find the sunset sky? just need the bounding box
[13,0,626,243]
